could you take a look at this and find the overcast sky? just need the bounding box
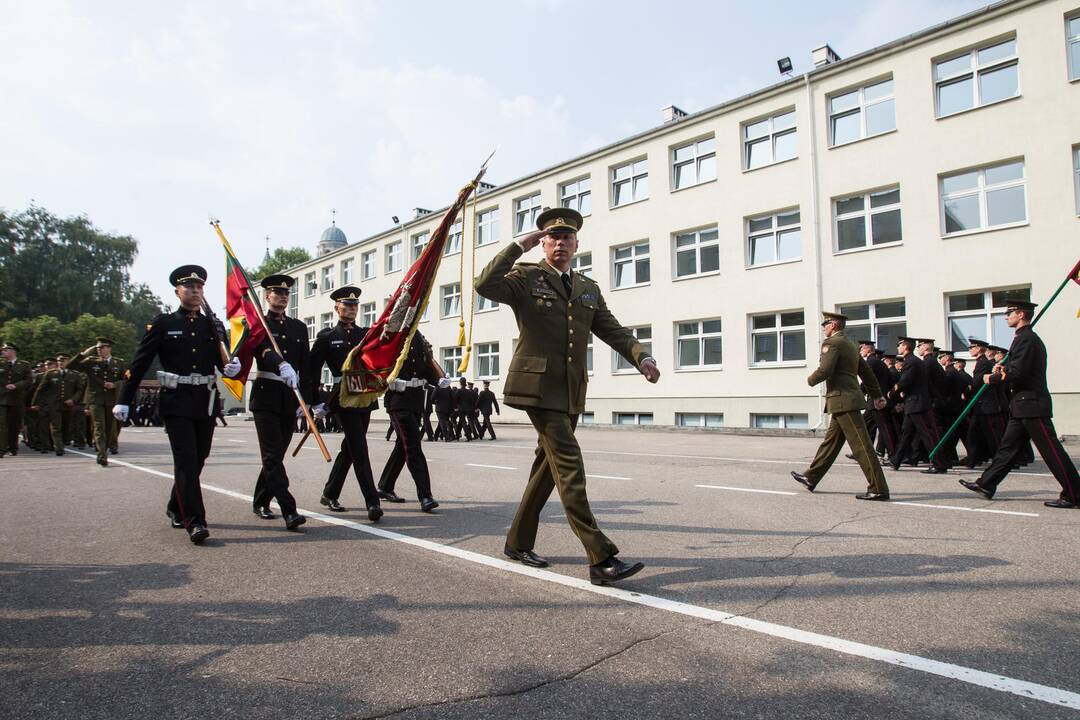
[1,0,987,310]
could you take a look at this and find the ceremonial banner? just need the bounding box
[340,162,489,408]
[218,231,266,401]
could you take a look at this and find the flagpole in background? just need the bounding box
[929,255,1080,460]
[210,219,332,463]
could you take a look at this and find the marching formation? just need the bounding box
[1,204,1076,587]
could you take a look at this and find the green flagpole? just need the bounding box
[929,256,1080,460]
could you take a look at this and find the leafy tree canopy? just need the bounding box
[252,246,311,281]
[0,314,137,364]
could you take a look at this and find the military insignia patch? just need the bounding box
[821,345,831,353]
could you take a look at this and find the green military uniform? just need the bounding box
[475,212,648,566]
[0,347,34,456]
[66,369,90,447]
[800,314,889,496]
[26,366,48,450]
[67,341,126,464]
[31,367,80,455]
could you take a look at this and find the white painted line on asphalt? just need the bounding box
[63,448,1080,710]
[587,474,632,480]
[466,463,516,470]
[696,484,798,496]
[225,439,245,443]
[892,501,1039,518]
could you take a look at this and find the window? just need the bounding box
[672,137,716,189]
[320,312,334,330]
[476,342,499,379]
[676,413,724,428]
[385,241,402,273]
[1074,146,1080,214]
[288,290,298,318]
[441,282,461,318]
[580,412,595,424]
[837,300,907,350]
[940,159,1026,235]
[514,193,541,235]
[476,294,499,313]
[615,326,651,372]
[674,226,720,278]
[586,334,594,374]
[747,210,801,266]
[361,249,376,280]
[570,252,593,278]
[751,414,809,429]
[412,231,429,261]
[321,266,334,292]
[946,287,1030,352]
[304,316,315,340]
[751,311,805,365]
[360,302,376,327]
[560,177,592,215]
[743,110,797,170]
[304,271,316,298]
[610,158,649,207]
[1069,14,1080,81]
[612,241,650,289]
[476,208,500,246]
[676,319,722,369]
[835,187,902,252]
[440,346,463,376]
[340,258,353,285]
[935,38,1019,117]
[445,220,462,256]
[614,412,653,425]
[829,78,895,146]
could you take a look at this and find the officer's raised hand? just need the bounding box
[515,229,548,252]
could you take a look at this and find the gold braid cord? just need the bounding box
[457,188,479,374]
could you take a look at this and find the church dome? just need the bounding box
[317,224,347,256]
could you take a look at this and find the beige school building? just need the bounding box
[279,0,1080,434]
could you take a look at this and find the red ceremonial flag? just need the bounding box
[216,224,267,401]
[340,161,490,408]
[1069,256,1080,286]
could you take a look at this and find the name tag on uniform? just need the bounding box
[530,280,557,298]
[167,330,183,335]
[331,340,345,346]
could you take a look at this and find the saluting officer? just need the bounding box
[475,207,660,585]
[307,285,383,521]
[249,274,309,531]
[114,265,242,544]
[959,299,1080,508]
[0,342,34,457]
[792,313,890,500]
[67,337,126,466]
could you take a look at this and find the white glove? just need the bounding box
[223,357,242,378]
[278,362,298,389]
[312,403,328,419]
[112,404,130,422]
[296,406,305,418]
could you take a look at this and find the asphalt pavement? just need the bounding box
[2,421,1078,719]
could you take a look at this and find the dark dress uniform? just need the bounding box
[421,385,436,441]
[120,268,227,540]
[454,382,478,440]
[250,295,312,525]
[0,349,34,456]
[307,295,381,514]
[477,386,500,440]
[433,382,454,440]
[967,350,1005,464]
[67,342,126,466]
[890,342,949,473]
[796,321,889,497]
[924,353,957,465]
[377,331,440,504]
[864,352,897,460]
[475,218,648,573]
[963,321,1080,506]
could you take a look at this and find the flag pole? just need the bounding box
[210,219,332,463]
[929,256,1080,459]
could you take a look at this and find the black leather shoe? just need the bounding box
[1043,498,1078,509]
[109,447,118,455]
[958,479,994,499]
[320,496,346,512]
[55,449,65,456]
[503,544,549,568]
[855,492,890,501]
[188,523,209,544]
[888,462,901,471]
[921,467,947,474]
[367,505,383,522]
[420,497,439,512]
[790,471,817,492]
[284,512,307,529]
[253,506,275,520]
[97,456,108,467]
[166,509,184,529]
[589,556,644,585]
[378,489,406,503]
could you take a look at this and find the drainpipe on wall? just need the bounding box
[805,72,827,431]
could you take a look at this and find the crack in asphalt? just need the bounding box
[355,627,681,719]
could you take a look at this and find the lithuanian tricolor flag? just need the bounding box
[214,222,266,401]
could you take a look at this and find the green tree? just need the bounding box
[252,246,311,281]
[0,314,137,363]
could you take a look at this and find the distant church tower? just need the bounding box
[317,209,348,257]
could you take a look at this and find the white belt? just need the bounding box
[255,370,284,382]
[177,374,216,385]
[388,378,427,391]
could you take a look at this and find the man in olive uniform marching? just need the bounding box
[67,337,126,466]
[54,354,87,449]
[114,265,242,544]
[476,207,660,585]
[792,313,890,500]
[0,343,34,457]
[30,358,80,456]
